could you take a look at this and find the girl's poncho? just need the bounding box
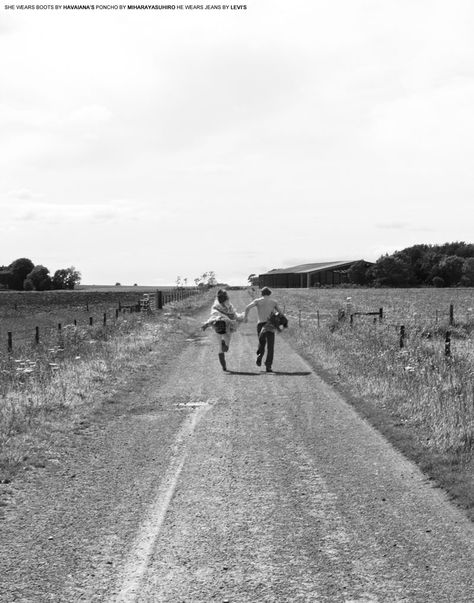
[204,301,244,333]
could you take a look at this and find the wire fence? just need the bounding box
[286,302,474,358]
[0,288,203,356]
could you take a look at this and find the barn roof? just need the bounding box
[263,260,366,275]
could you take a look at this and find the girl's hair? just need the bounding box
[261,287,272,296]
[217,289,229,303]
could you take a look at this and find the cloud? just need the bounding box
[5,188,43,201]
[5,200,139,226]
[376,222,409,230]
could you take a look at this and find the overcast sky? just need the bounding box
[1,0,473,285]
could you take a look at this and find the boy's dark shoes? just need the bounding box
[256,356,262,367]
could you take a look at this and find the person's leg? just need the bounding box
[256,322,266,365]
[216,334,227,370]
[265,331,275,371]
[218,352,227,371]
[221,332,231,353]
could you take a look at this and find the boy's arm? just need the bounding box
[244,299,258,320]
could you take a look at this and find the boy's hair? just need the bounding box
[261,287,272,296]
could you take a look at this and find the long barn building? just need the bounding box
[259,260,370,288]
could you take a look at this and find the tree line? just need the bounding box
[0,258,81,291]
[348,242,474,287]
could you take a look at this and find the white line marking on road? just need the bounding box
[110,404,210,603]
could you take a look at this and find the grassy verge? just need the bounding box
[0,292,213,484]
[275,289,474,520]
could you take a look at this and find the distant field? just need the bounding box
[0,287,200,354]
[77,285,175,292]
[275,286,474,327]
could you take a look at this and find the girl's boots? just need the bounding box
[218,353,227,371]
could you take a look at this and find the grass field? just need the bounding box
[0,287,199,354]
[271,287,474,518]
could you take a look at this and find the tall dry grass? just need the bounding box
[276,288,474,455]
[0,292,212,480]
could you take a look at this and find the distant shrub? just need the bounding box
[432,276,445,288]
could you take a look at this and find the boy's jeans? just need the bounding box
[257,322,275,368]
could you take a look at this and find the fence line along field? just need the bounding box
[0,287,201,354]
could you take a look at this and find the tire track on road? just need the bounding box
[111,403,211,603]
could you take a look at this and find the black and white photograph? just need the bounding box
[1,1,474,601]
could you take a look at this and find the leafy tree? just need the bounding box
[347,261,372,286]
[8,258,35,290]
[0,267,12,288]
[194,271,218,289]
[438,241,474,258]
[26,265,52,291]
[248,273,259,286]
[371,255,411,287]
[52,266,81,290]
[436,255,465,286]
[461,258,474,286]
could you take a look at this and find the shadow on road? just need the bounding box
[225,370,312,376]
[271,371,312,376]
[226,371,261,376]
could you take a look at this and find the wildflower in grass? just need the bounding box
[404,366,415,372]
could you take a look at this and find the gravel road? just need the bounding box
[1,291,473,602]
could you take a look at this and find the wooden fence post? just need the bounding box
[449,304,454,326]
[7,332,12,353]
[399,325,405,348]
[35,326,39,344]
[58,323,62,332]
[103,312,107,325]
[89,317,93,326]
[379,307,383,321]
[317,310,320,328]
[115,309,119,319]
[155,290,163,310]
[74,319,77,326]
[445,331,451,357]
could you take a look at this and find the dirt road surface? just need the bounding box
[1,291,473,602]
